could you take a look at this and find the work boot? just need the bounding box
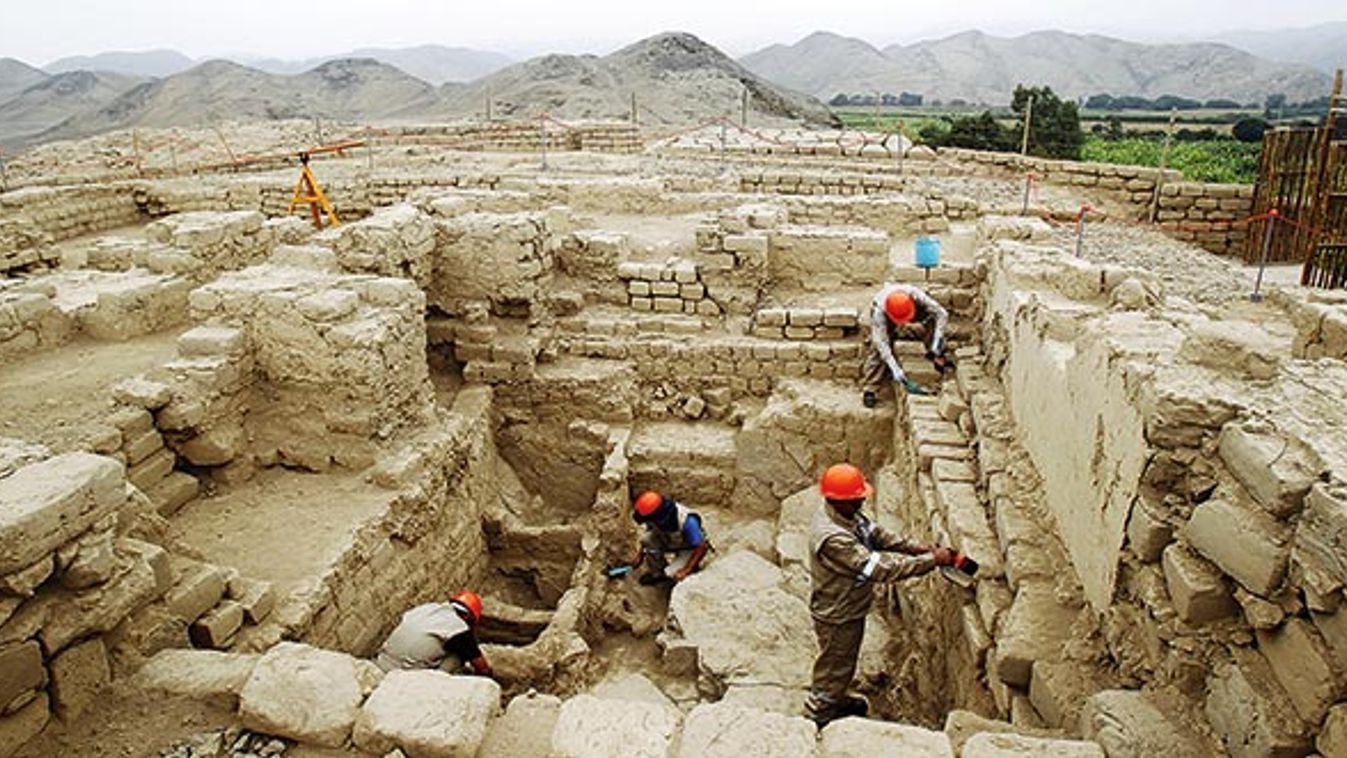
[841,695,869,718]
[639,572,672,586]
[862,390,877,408]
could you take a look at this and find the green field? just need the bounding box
[1080,137,1262,184]
[835,108,1261,184]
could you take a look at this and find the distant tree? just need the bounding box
[948,98,968,107]
[1085,93,1115,110]
[1204,98,1242,110]
[940,112,1015,151]
[1264,93,1287,119]
[898,92,923,106]
[1232,117,1269,143]
[1011,85,1084,159]
[929,99,944,107]
[881,93,900,106]
[1103,116,1126,141]
[1113,95,1154,110]
[1153,95,1203,111]
[1175,127,1220,142]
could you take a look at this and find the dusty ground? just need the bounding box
[168,467,391,592]
[0,331,182,452]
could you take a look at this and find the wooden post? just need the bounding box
[1149,108,1178,223]
[741,87,749,128]
[631,92,638,125]
[486,87,493,121]
[1020,95,1034,156]
[1302,68,1344,284]
[212,123,238,168]
[131,129,143,176]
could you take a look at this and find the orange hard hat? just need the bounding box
[450,591,483,625]
[634,491,664,517]
[884,290,916,325]
[820,463,874,501]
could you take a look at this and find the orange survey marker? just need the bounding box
[286,141,362,229]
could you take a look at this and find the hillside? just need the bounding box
[0,70,141,147]
[240,45,512,85]
[435,32,839,128]
[44,49,195,78]
[741,29,1332,104]
[1216,22,1347,78]
[38,58,440,144]
[0,58,50,103]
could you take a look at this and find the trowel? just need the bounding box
[605,564,634,579]
[939,553,979,589]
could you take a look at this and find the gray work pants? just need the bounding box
[804,617,867,725]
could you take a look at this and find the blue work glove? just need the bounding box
[899,377,930,396]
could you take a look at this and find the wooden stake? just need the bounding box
[1020,95,1034,156]
[1149,108,1178,223]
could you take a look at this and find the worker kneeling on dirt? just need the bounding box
[806,463,955,727]
[375,590,493,678]
[862,283,950,407]
[618,491,710,585]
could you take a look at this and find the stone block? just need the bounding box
[1205,648,1312,758]
[551,694,680,758]
[1162,544,1236,623]
[147,471,199,516]
[0,693,48,757]
[963,732,1104,757]
[1081,689,1211,758]
[49,637,109,721]
[1126,494,1172,563]
[678,702,816,758]
[178,424,244,467]
[938,390,969,422]
[165,560,227,623]
[819,717,953,757]
[993,583,1077,688]
[58,527,116,589]
[1185,493,1290,596]
[135,649,258,708]
[1292,483,1347,599]
[239,642,363,748]
[353,670,500,757]
[0,453,123,574]
[1256,618,1347,725]
[1320,703,1347,758]
[479,692,561,758]
[1028,660,1112,730]
[177,326,246,357]
[126,447,175,492]
[111,377,172,409]
[1219,424,1321,517]
[122,429,164,466]
[119,539,173,597]
[227,576,276,624]
[0,642,44,710]
[189,601,244,649]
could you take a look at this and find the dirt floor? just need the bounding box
[0,330,182,453]
[579,212,703,259]
[168,467,391,592]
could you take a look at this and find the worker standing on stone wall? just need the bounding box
[611,491,710,585]
[374,590,494,678]
[862,283,950,406]
[806,463,954,727]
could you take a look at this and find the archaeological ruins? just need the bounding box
[1,117,1346,758]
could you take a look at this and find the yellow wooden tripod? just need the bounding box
[288,152,341,229]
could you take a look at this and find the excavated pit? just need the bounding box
[3,127,1343,758]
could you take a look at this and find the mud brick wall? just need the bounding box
[0,285,73,361]
[299,388,495,654]
[0,184,144,273]
[374,121,640,154]
[618,258,722,316]
[312,204,436,289]
[0,454,171,752]
[1277,289,1347,360]
[143,210,272,281]
[429,209,567,317]
[980,236,1347,755]
[1152,182,1256,258]
[184,263,434,473]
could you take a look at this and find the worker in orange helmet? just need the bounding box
[806,463,955,727]
[611,490,710,585]
[862,283,950,407]
[374,590,493,678]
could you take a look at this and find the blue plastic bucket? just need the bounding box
[914,236,941,268]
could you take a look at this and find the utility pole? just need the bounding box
[1020,95,1034,156]
[1149,108,1178,223]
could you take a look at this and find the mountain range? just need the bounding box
[739,30,1333,105]
[1214,22,1347,79]
[2,25,1344,151]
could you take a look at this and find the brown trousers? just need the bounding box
[804,617,867,724]
[862,317,937,393]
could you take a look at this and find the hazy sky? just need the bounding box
[4,0,1345,64]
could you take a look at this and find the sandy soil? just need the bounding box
[0,331,182,453]
[168,467,391,592]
